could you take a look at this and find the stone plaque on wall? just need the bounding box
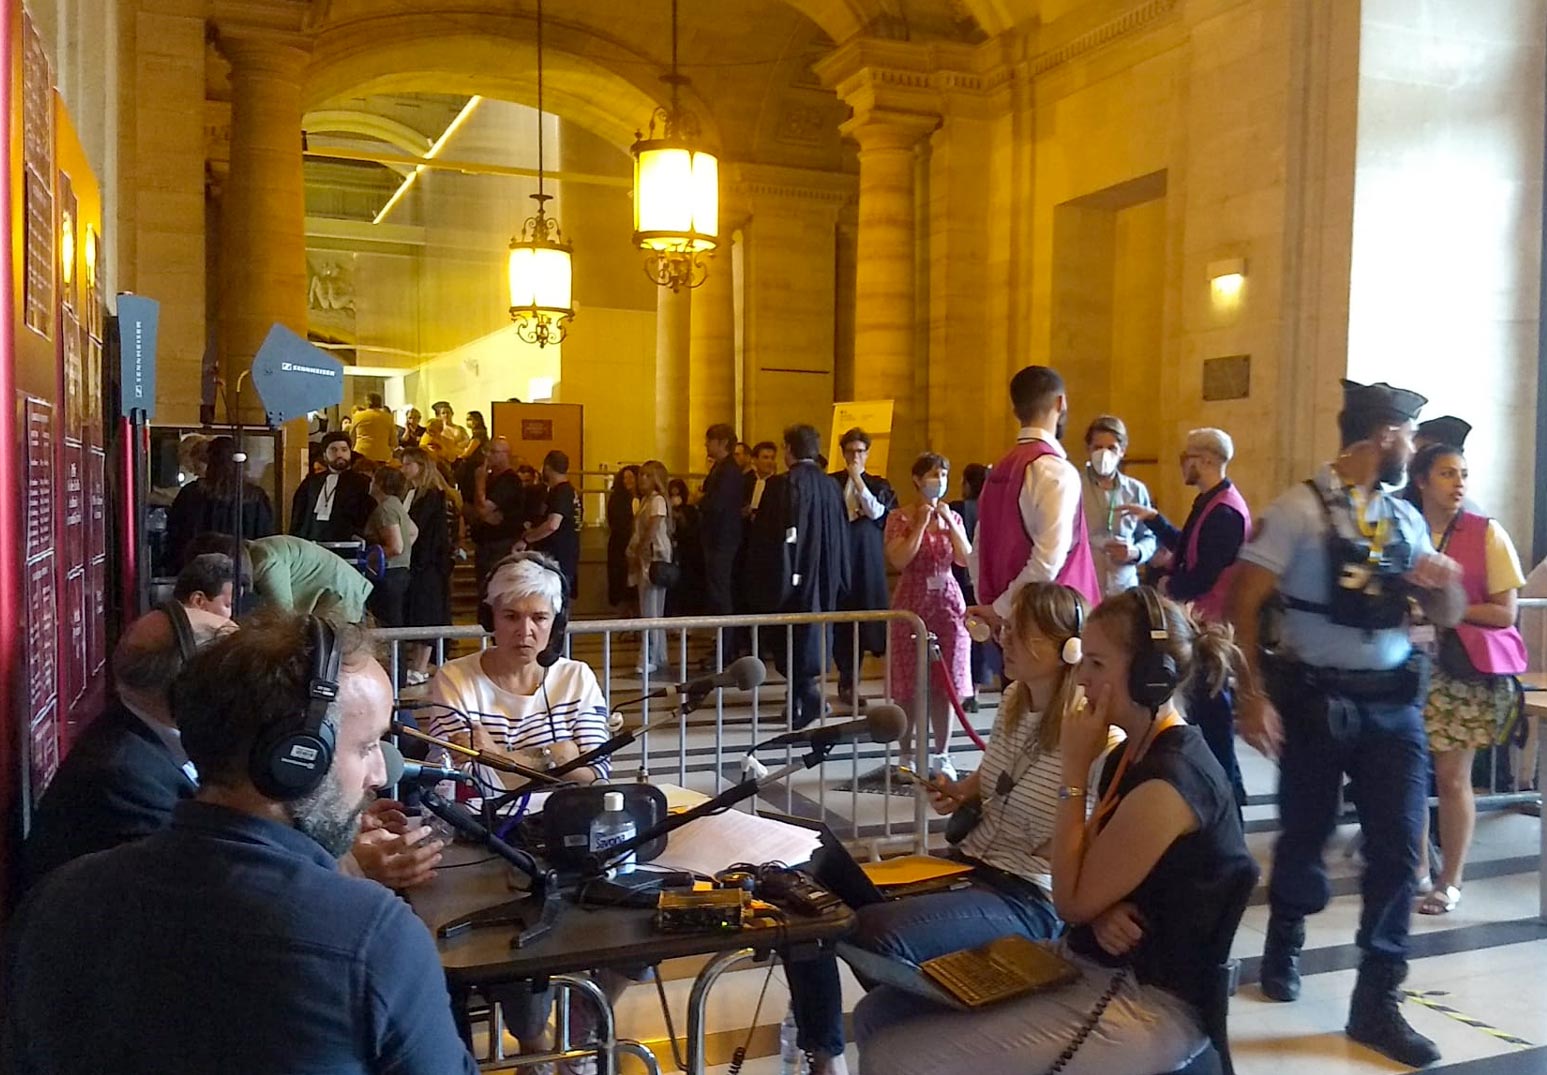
[1203,355,1250,401]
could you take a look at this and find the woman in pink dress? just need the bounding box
[885,452,973,780]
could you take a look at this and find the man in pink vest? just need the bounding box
[1120,426,1251,808]
[967,365,1099,632]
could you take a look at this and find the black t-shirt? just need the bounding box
[1068,724,1256,1012]
[533,481,580,575]
[473,468,524,542]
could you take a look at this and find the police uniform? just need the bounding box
[1240,380,1443,1068]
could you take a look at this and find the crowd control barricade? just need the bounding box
[371,609,936,857]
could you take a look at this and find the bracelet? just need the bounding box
[1057,785,1086,801]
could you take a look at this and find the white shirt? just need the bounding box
[426,653,613,785]
[844,472,886,522]
[967,426,1083,619]
[750,476,768,512]
[313,473,340,521]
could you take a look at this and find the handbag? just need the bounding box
[648,559,681,590]
[1437,629,1485,681]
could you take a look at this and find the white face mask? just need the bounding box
[1090,448,1121,478]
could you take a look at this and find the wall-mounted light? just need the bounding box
[83,225,98,290]
[1208,257,1246,306]
[60,211,75,287]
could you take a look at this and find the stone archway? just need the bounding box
[304,12,723,153]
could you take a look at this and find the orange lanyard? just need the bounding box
[1087,711,1185,834]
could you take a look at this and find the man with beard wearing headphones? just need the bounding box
[1230,379,1465,1068]
[5,611,477,1075]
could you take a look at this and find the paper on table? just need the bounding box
[650,810,823,878]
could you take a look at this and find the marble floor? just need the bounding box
[460,668,1546,1075]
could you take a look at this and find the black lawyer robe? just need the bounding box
[829,468,897,655]
[747,460,851,674]
[289,469,373,544]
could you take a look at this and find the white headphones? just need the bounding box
[1061,600,1085,666]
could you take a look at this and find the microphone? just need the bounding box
[756,703,909,752]
[380,740,472,786]
[390,720,566,786]
[610,656,767,711]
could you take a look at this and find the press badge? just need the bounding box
[927,575,946,592]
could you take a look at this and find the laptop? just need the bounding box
[762,814,974,908]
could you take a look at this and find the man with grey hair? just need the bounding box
[7,610,478,1073]
[1120,425,1252,805]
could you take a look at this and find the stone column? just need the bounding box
[215,32,308,505]
[688,230,738,446]
[655,284,693,474]
[217,34,307,411]
[844,112,937,487]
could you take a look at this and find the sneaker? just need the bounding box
[929,752,959,782]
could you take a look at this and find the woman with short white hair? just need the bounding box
[426,552,611,787]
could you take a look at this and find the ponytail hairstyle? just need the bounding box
[1086,589,1243,707]
[1001,582,1090,752]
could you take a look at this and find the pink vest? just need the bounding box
[1447,512,1527,675]
[977,440,1100,607]
[1184,483,1253,623]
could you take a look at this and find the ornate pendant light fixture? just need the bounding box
[507,0,574,347]
[631,0,718,291]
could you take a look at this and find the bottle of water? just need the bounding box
[779,1006,805,1074]
[588,791,636,876]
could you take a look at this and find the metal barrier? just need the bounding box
[371,609,937,857]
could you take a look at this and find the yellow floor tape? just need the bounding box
[1404,989,1535,1049]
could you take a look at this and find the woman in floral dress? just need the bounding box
[885,452,973,780]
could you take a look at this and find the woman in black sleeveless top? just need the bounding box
[856,587,1257,1075]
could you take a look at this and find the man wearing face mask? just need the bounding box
[1079,415,1157,596]
[289,431,373,545]
[968,365,1100,632]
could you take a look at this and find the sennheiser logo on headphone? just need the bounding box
[284,744,321,765]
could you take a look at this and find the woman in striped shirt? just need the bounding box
[426,554,611,788]
[786,582,1113,1075]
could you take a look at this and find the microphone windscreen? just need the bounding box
[726,655,767,690]
[380,739,406,786]
[864,703,908,744]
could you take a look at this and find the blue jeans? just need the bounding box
[784,864,1061,1056]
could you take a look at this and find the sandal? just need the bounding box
[1417,884,1461,915]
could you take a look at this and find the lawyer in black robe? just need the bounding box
[289,433,373,545]
[749,442,850,728]
[829,460,896,697]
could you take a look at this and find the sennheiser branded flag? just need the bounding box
[250,324,344,427]
[117,294,160,417]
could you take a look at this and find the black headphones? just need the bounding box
[159,601,197,664]
[485,551,570,668]
[1128,586,1179,712]
[250,616,342,801]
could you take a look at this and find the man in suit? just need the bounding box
[749,425,851,728]
[289,431,372,545]
[21,604,231,890]
[829,428,896,710]
[699,423,745,619]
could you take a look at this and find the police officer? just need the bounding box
[1229,380,1465,1068]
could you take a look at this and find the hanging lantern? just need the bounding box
[507,0,575,346]
[631,0,718,291]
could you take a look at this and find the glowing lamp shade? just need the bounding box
[633,141,718,253]
[508,241,573,314]
[1207,257,1247,308]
